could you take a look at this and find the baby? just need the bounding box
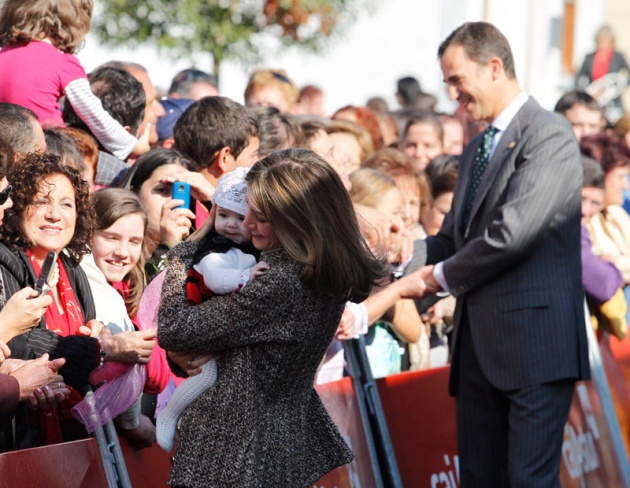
[156,167,269,451]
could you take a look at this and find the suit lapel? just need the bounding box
[463,98,535,235]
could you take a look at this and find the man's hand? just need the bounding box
[394,267,429,299]
[420,265,442,295]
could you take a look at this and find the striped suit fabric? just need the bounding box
[421,97,590,486]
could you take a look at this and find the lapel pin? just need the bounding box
[508,141,516,149]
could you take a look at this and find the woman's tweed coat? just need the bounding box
[158,242,354,488]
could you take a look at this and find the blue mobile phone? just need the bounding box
[171,181,191,210]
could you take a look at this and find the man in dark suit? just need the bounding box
[418,22,590,486]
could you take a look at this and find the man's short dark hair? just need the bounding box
[554,90,602,115]
[63,67,146,138]
[168,68,218,98]
[438,22,516,80]
[402,111,444,144]
[396,77,423,107]
[0,103,39,154]
[173,96,254,168]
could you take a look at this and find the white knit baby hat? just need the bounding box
[211,167,250,216]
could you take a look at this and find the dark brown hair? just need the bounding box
[246,149,388,302]
[580,134,630,174]
[0,153,95,265]
[0,0,92,53]
[438,22,516,80]
[174,96,255,169]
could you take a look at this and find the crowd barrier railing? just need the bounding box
[3,310,630,487]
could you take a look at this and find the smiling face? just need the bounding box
[21,174,77,262]
[402,122,444,170]
[214,205,252,244]
[243,198,282,252]
[441,44,496,122]
[91,213,145,283]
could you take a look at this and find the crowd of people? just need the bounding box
[0,0,629,486]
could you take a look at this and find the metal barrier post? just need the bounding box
[344,337,403,488]
[86,391,133,488]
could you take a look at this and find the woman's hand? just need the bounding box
[249,261,270,282]
[167,351,213,377]
[0,287,52,343]
[162,172,216,203]
[160,200,196,248]
[8,354,68,404]
[77,319,105,338]
[0,340,10,365]
[0,358,23,374]
[334,308,356,341]
[101,328,157,364]
[187,204,216,243]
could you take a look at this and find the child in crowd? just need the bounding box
[0,0,147,160]
[156,167,269,451]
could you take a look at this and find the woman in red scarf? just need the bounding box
[575,25,630,122]
[0,154,156,448]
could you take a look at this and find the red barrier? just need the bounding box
[2,351,629,487]
[376,367,458,488]
[0,436,172,487]
[560,382,625,487]
[312,376,378,487]
[373,366,628,488]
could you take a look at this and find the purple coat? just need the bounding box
[582,225,624,303]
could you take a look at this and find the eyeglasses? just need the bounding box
[0,185,11,205]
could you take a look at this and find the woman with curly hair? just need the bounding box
[0,153,156,448]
